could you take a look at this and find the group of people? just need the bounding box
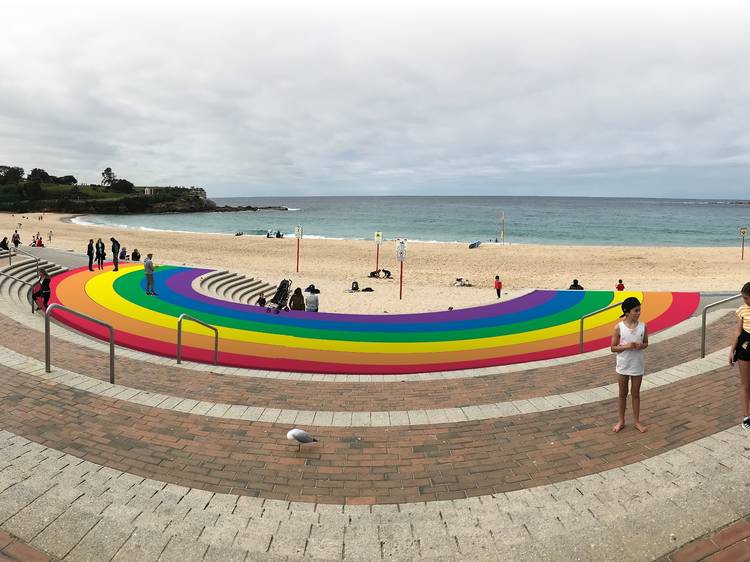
[85,237,141,272]
[256,283,320,312]
[288,284,320,312]
[0,231,44,251]
[567,279,626,291]
[368,268,392,279]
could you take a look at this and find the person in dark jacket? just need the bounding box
[31,269,51,310]
[86,239,95,271]
[289,287,306,311]
[0,237,9,251]
[110,237,120,271]
[95,238,105,270]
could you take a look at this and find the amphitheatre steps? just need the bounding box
[195,269,275,305]
[0,257,68,310]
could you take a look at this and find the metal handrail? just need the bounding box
[176,314,219,365]
[579,301,624,353]
[14,248,40,276]
[701,294,742,358]
[0,270,35,314]
[45,303,115,383]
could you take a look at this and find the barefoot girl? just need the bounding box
[611,296,648,433]
[729,283,750,430]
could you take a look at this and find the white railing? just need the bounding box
[579,301,624,353]
[176,314,219,365]
[701,294,742,358]
[45,303,115,383]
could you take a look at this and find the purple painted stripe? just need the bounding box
[165,268,555,324]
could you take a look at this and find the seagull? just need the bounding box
[286,428,318,451]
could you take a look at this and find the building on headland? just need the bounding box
[143,186,207,199]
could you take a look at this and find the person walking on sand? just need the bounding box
[86,239,94,271]
[110,237,120,271]
[494,275,503,299]
[11,230,20,248]
[95,238,105,270]
[729,282,750,430]
[144,253,157,295]
[611,296,648,433]
[615,279,625,291]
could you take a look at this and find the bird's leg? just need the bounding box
[297,443,301,452]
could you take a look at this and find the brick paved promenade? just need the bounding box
[1,254,749,560]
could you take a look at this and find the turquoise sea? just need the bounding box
[73,196,750,247]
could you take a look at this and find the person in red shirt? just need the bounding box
[616,279,625,291]
[494,275,502,299]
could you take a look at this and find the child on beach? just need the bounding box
[494,275,502,298]
[729,282,750,430]
[615,279,625,291]
[611,296,648,433]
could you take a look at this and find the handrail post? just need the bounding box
[700,294,741,358]
[177,316,183,363]
[45,308,51,372]
[579,301,624,354]
[176,313,219,366]
[45,303,115,383]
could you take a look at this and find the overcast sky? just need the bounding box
[1,0,749,198]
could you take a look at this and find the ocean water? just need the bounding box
[73,196,750,247]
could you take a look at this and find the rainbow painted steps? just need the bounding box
[48,264,699,374]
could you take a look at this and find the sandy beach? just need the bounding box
[2,212,748,314]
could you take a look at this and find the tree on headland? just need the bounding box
[28,168,51,182]
[110,179,134,193]
[101,167,116,186]
[0,166,24,185]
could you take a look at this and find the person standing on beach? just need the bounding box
[494,275,503,299]
[11,230,20,248]
[86,239,94,271]
[143,253,157,295]
[615,279,625,291]
[110,237,120,271]
[95,238,105,270]
[611,296,648,433]
[729,283,750,430]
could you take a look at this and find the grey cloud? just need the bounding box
[1,0,749,197]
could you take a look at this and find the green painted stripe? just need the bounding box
[111,270,615,343]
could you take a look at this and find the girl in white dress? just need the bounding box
[611,296,649,433]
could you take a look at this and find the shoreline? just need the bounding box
[63,213,741,248]
[3,212,748,314]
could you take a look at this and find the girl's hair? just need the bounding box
[742,282,750,296]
